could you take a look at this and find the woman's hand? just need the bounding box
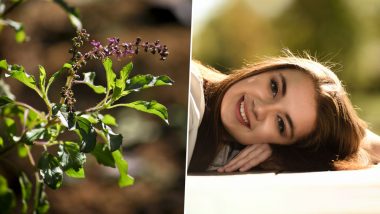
[363,129,380,164]
[217,144,272,173]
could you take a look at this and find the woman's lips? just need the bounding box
[235,96,250,128]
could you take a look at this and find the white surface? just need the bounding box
[185,165,380,214]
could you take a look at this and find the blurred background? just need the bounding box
[192,0,380,134]
[0,0,191,213]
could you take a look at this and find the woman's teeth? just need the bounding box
[240,101,248,124]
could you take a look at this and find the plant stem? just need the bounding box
[107,103,126,109]
[34,171,41,184]
[1,0,26,18]
[85,101,106,113]
[42,95,52,117]
[60,69,75,104]
[25,144,35,167]
[85,95,113,113]
[15,101,45,118]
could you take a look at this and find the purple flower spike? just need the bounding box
[90,40,101,48]
[107,37,120,46]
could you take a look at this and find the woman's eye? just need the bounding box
[277,116,285,135]
[271,79,278,98]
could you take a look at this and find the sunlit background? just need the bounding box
[0,0,191,213]
[192,0,380,134]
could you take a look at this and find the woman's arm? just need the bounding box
[362,129,380,164]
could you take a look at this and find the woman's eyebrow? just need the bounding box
[285,113,295,139]
[280,73,286,96]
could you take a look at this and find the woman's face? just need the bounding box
[220,69,317,146]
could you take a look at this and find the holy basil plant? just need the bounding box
[0,29,172,214]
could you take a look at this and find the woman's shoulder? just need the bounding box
[187,61,206,166]
[190,61,205,109]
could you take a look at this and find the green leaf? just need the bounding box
[46,63,71,92]
[57,141,86,171]
[120,62,133,84]
[82,72,106,94]
[46,124,61,141]
[46,70,62,90]
[52,0,80,17]
[1,103,21,117]
[125,74,173,93]
[18,144,28,158]
[4,117,17,140]
[101,114,117,126]
[3,19,27,43]
[114,100,169,124]
[0,79,15,100]
[0,4,4,15]
[0,96,13,107]
[33,180,49,214]
[38,65,46,93]
[109,133,122,152]
[76,117,96,153]
[25,108,42,130]
[101,123,122,152]
[19,172,32,214]
[22,128,50,145]
[10,0,23,3]
[103,58,116,91]
[0,175,16,214]
[6,65,39,93]
[112,150,134,187]
[52,104,76,129]
[91,143,115,167]
[111,84,123,101]
[112,62,133,100]
[81,114,99,124]
[15,26,26,43]
[0,137,3,147]
[68,14,82,30]
[65,168,85,178]
[38,152,63,189]
[0,59,8,70]
[53,0,82,30]
[62,63,73,69]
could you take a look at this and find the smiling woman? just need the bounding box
[221,68,317,146]
[187,54,380,173]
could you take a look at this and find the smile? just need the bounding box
[240,101,249,124]
[236,96,250,128]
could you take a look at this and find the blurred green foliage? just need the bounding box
[193,0,380,133]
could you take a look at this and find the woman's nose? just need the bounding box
[254,98,275,121]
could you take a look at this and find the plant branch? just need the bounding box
[84,97,111,113]
[41,93,52,116]
[107,103,127,109]
[1,0,26,18]
[60,69,75,104]
[25,144,35,167]
[14,101,45,118]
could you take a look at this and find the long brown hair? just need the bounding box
[188,56,368,172]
